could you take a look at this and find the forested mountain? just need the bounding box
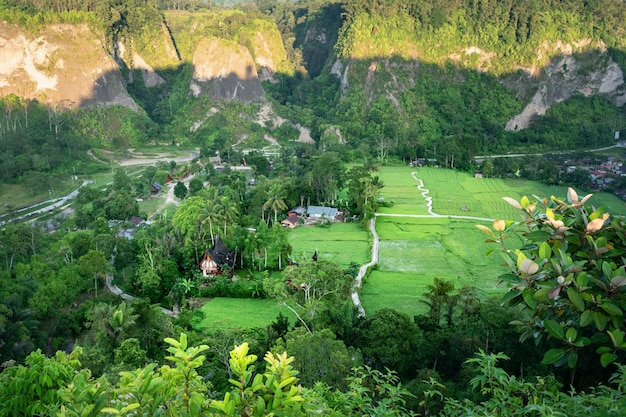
[0,0,625,178]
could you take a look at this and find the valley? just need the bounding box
[2,1,626,415]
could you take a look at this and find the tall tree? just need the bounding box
[263,183,288,224]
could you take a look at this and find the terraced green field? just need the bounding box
[361,217,507,316]
[362,166,626,317]
[378,166,626,219]
[286,222,371,268]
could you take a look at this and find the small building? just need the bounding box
[474,171,483,179]
[288,206,306,216]
[130,216,145,226]
[199,235,236,276]
[151,182,162,195]
[306,206,338,221]
[281,214,300,228]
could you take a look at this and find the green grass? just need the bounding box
[194,298,297,330]
[0,177,78,215]
[362,216,508,317]
[377,166,626,219]
[362,167,626,318]
[287,222,371,268]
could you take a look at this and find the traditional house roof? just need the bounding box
[199,235,236,276]
[306,206,338,220]
[281,214,300,228]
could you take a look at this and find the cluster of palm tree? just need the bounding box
[172,186,241,264]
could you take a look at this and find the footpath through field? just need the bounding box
[351,171,496,315]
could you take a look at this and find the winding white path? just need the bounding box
[105,273,178,317]
[350,171,495,315]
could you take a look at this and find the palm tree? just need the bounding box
[216,196,239,237]
[421,278,457,327]
[263,184,288,224]
[201,200,219,246]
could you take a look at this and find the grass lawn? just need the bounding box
[194,298,297,331]
[287,222,371,268]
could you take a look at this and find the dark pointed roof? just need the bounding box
[207,235,236,268]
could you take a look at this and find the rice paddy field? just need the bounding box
[378,166,626,219]
[196,298,297,331]
[362,166,626,318]
[287,222,371,268]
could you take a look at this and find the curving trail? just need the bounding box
[352,217,378,316]
[350,171,495,315]
[105,273,178,317]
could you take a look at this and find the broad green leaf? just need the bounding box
[542,348,565,365]
[500,288,521,304]
[121,404,140,413]
[567,351,578,368]
[567,288,585,312]
[525,230,551,242]
[573,337,590,348]
[544,319,565,340]
[522,288,537,309]
[600,352,618,368]
[533,287,551,300]
[538,242,552,260]
[576,272,589,289]
[565,327,577,343]
[600,302,623,317]
[498,274,519,284]
[520,195,531,209]
[516,251,527,270]
[594,311,608,331]
[580,310,593,327]
[602,262,613,280]
[608,329,625,347]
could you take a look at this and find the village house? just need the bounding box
[306,206,338,221]
[281,213,300,228]
[199,235,236,276]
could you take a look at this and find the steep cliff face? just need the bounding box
[0,22,138,110]
[503,44,626,131]
[334,38,626,131]
[329,7,626,137]
[190,37,265,102]
[114,21,181,88]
